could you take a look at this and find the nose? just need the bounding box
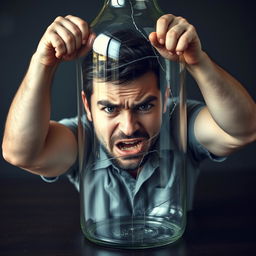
[118,111,139,136]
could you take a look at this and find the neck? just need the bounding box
[129,166,143,179]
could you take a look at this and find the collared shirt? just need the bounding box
[81,139,180,221]
[42,100,226,218]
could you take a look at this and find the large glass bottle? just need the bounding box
[76,0,187,249]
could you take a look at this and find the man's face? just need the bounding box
[83,72,166,171]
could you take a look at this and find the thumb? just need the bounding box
[78,33,96,58]
[148,32,163,49]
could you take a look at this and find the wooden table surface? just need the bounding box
[1,168,256,256]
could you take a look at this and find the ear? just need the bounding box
[163,87,170,113]
[81,91,93,122]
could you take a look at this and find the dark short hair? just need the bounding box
[82,29,162,105]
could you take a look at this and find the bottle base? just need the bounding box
[83,216,183,249]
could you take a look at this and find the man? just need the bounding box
[2,14,256,215]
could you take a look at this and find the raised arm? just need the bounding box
[2,15,95,177]
[149,14,256,156]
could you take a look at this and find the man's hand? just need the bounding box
[149,15,256,157]
[35,15,95,66]
[149,14,203,65]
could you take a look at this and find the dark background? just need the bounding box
[0,0,255,179]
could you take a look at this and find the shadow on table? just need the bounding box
[80,236,187,256]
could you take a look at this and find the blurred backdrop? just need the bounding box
[1,0,255,178]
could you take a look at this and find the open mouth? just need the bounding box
[115,139,146,156]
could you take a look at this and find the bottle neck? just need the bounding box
[91,0,163,30]
[103,0,162,12]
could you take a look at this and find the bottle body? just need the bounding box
[77,0,187,248]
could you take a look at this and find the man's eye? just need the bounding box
[103,106,116,114]
[137,104,153,112]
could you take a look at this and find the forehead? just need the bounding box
[91,72,159,102]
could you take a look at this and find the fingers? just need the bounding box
[55,16,82,53]
[155,14,196,55]
[156,14,175,45]
[47,32,66,59]
[65,15,90,45]
[46,15,91,59]
[175,26,196,54]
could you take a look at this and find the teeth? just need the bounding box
[119,141,141,151]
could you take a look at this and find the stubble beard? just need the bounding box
[98,134,158,172]
[103,147,150,172]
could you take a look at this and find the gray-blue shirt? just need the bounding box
[42,100,225,215]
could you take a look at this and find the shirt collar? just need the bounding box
[91,146,113,171]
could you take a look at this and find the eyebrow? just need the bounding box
[97,95,158,109]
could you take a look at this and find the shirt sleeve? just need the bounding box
[187,100,227,163]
